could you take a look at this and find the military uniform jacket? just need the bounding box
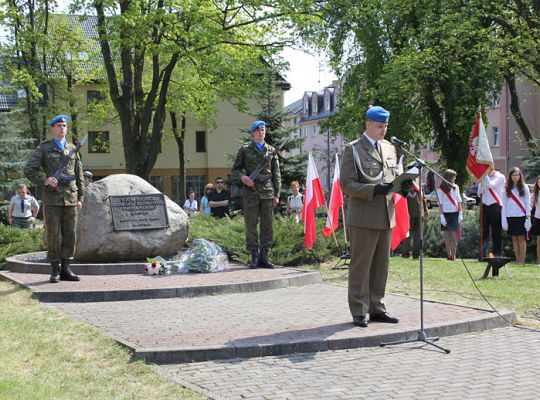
[24,139,84,206]
[340,134,399,230]
[232,141,281,200]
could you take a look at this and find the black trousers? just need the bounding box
[482,203,502,255]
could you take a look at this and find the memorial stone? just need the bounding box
[75,174,189,262]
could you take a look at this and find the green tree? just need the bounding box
[91,0,317,180]
[0,111,34,195]
[316,0,502,187]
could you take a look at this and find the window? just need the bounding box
[149,176,164,192]
[195,131,206,152]
[311,126,317,137]
[490,96,500,108]
[312,97,318,114]
[186,175,206,199]
[87,90,105,105]
[303,127,308,137]
[324,95,330,111]
[303,99,309,114]
[88,131,110,153]
[492,127,500,146]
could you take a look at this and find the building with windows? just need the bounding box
[284,82,346,191]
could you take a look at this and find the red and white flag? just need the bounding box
[391,193,410,250]
[322,154,344,237]
[466,112,493,180]
[302,152,326,249]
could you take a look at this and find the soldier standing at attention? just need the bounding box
[340,106,403,328]
[25,115,84,283]
[232,120,281,269]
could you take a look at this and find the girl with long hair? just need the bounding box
[530,175,540,264]
[502,167,531,264]
[437,169,462,261]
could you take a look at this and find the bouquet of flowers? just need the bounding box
[145,256,171,275]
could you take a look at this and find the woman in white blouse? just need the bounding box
[501,167,531,264]
[183,190,198,217]
[437,169,462,261]
[531,175,540,265]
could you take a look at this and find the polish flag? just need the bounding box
[302,152,326,249]
[466,112,493,180]
[391,193,410,250]
[322,154,344,237]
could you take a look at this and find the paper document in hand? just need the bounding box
[389,166,420,193]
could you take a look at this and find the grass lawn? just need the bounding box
[317,256,540,329]
[0,281,206,400]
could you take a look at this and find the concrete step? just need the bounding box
[0,266,322,302]
[41,283,514,364]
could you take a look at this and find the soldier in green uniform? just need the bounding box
[232,121,281,269]
[25,115,84,283]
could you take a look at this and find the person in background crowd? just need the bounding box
[232,120,281,269]
[286,180,303,223]
[200,183,214,216]
[24,114,84,283]
[530,175,540,265]
[183,190,198,216]
[478,167,506,257]
[437,169,462,261]
[401,178,425,259]
[7,183,40,229]
[340,105,403,328]
[83,170,93,187]
[502,167,531,264]
[207,177,231,218]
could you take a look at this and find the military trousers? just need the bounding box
[44,205,78,261]
[243,197,274,251]
[348,226,391,317]
[402,216,421,258]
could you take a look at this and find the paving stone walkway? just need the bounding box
[157,326,540,400]
[43,283,513,363]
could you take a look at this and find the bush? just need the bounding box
[189,213,346,266]
[0,224,45,268]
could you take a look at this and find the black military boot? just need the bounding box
[60,259,80,281]
[249,249,259,269]
[49,260,61,283]
[259,248,274,269]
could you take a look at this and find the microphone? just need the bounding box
[390,136,408,147]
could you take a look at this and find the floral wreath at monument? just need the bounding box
[145,256,171,275]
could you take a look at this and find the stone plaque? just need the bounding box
[109,194,169,231]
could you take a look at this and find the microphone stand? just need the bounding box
[380,141,452,354]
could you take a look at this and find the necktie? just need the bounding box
[20,198,25,213]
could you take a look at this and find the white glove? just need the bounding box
[440,214,447,226]
[458,213,463,224]
[525,219,532,231]
[502,219,508,231]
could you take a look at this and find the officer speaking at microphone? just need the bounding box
[340,106,411,328]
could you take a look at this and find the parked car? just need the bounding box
[424,191,476,210]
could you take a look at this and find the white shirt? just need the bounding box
[436,187,462,213]
[9,194,39,218]
[288,193,303,212]
[478,172,505,206]
[183,199,198,214]
[502,186,530,219]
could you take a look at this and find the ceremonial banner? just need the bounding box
[303,153,326,249]
[322,154,344,237]
[466,112,493,179]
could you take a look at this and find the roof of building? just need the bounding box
[284,98,303,115]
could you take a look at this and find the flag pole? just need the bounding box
[479,193,484,261]
[323,199,341,251]
[340,204,348,242]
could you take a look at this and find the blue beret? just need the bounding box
[49,114,69,126]
[365,106,390,123]
[249,120,266,133]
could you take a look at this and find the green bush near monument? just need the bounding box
[0,224,46,268]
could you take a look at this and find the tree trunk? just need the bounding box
[171,111,186,202]
[503,69,533,143]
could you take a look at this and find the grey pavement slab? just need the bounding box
[43,283,514,363]
[0,266,321,302]
[157,326,540,400]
